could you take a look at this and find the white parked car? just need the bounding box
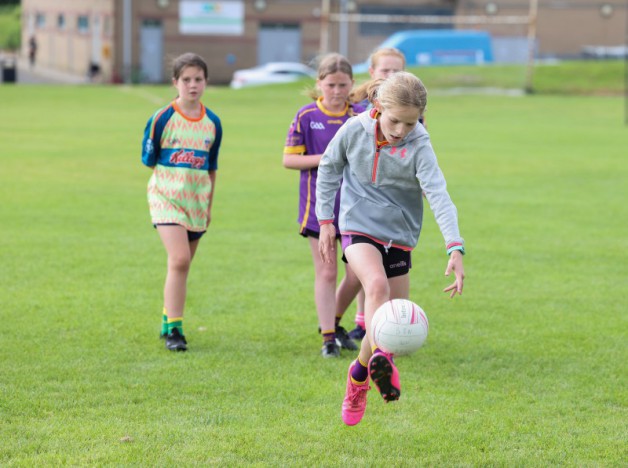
[230,62,316,89]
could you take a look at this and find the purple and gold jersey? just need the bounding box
[141,101,222,232]
[284,97,363,234]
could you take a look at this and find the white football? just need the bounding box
[371,299,429,356]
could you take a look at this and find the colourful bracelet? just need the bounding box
[447,245,465,256]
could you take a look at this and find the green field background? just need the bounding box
[0,80,626,465]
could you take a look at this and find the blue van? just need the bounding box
[368,30,494,67]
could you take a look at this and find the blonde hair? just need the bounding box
[352,47,407,104]
[369,47,406,69]
[358,72,427,114]
[307,53,354,100]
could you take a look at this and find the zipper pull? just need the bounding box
[384,240,393,254]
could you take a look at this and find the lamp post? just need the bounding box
[524,0,538,94]
[122,0,132,84]
[320,0,330,54]
[339,0,348,57]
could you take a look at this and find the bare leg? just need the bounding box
[335,261,362,320]
[344,243,390,364]
[157,225,197,318]
[308,236,337,333]
[356,289,365,321]
[388,274,410,301]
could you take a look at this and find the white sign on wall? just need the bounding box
[179,1,244,36]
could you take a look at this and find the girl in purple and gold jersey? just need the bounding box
[282,53,364,358]
[141,53,222,352]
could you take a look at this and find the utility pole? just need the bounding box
[524,0,538,94]
[122,0,132,84]
[339,0,348,57]
[320,0,330,55]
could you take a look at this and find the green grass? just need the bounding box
[403,60,626,94]
[0,79,626,466]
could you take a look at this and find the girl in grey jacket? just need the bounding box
[315,71,465,426]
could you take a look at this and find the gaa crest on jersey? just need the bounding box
[145,138,154,155]
[310,121,325,130]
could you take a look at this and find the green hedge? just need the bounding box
[0,5,20,51]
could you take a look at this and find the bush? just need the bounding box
[0,5,21,51]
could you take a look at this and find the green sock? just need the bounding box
[161,309,168,336]
[167,316,183,336]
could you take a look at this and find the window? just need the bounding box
[77,15,89,33]
[142,19,162,27]
[35,12,46,28]
[103,16,112,36]
[57,13,65,30]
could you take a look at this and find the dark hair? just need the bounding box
[173,53,208,81]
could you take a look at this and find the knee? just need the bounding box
[364,276,389,302]
[317,263,337,284]
[168,253,192,273]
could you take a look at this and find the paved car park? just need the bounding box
[0,55,86,85]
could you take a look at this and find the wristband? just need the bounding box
[447,245,465,256]
[318,219,334,226]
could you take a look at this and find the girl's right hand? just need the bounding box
[319,224,336,264]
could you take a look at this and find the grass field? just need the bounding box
[0,75,626,466]
[406,59,626,95]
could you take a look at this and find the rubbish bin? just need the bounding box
[1,58,17,83]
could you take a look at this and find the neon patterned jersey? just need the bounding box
[141,101,222,232]
[283,97,363,234]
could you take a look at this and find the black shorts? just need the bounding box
[342,235,411,278]
[300,227,341,240]
[154,224,205,241]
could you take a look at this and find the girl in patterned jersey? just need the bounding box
[141,53,222,352]
[282,53,364,358]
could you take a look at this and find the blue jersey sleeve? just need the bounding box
[141,105,171,167]
[206,107,222,171]
[141,118,157,167]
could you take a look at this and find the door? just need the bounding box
[257,24,301,65]
[140,19,163,83]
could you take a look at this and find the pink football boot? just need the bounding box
[341,362,370,426]
[368,352,401,402]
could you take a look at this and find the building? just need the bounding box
[21,0,627,84]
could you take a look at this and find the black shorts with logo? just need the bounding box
[342,235,411,278]
[300,227,341,240]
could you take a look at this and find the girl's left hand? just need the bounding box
[206,208,212,228]
[443,250,465,298]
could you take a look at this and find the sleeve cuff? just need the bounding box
[446,243,465,255]
[318,219,334,226]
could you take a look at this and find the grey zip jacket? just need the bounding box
[315,110,464,252]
